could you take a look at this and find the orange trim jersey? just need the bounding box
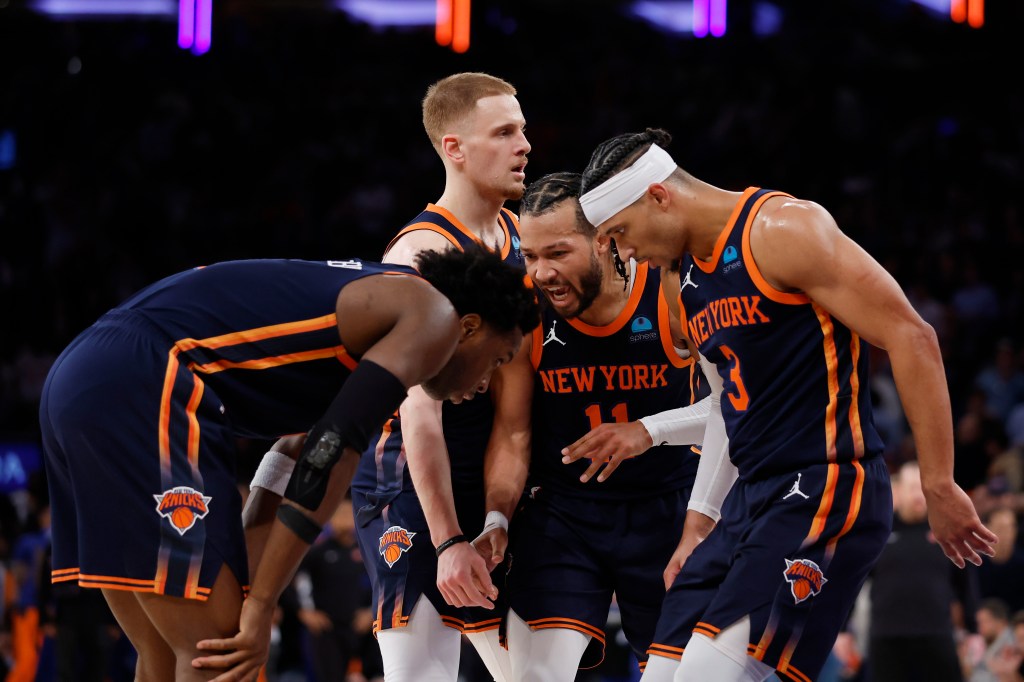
[678,187,884,479]
[529,262,703,499]
[39,258,415,601]
[354,205,523,518]
[351,204,525,635]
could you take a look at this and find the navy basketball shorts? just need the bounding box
[351,486,503,636]
[504,486,689,669]
[649,457,891,681]
[39,313,248,601]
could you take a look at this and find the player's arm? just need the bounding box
[382,232,499,610]
[475,332,535,570]
[664,353,737,588]
[751,197,997,568]
[243,433,307,577]
[560,269,707,482]
[560,398,713,482]
[194,276,460,680]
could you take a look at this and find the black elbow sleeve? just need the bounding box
[284,360,408,511]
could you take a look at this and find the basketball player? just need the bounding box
[473,172,712,681]
[39,248,538,682]
[574,127,997,682]
[348,72,531,682]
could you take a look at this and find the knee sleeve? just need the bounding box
[675,617,777,682]
[376,598,461,682]
[465,628,513,682]
[507,609,590,682]
[640,652,679,682]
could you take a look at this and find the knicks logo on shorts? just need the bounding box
[783,558,828,603]
[153,486,212,536]
[378,525,416,568]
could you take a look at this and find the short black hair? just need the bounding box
[520,172,595,238]
[415,248,539,335]
[581,127,674,193]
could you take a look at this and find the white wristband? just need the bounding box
[482,510,509,534]
[250,450,296,496]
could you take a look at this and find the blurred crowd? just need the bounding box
[1,0,1023,679]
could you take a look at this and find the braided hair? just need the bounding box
[580,128,673,193]
[522,172,629,290]
[581,128,676,284]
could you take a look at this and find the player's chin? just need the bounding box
[420,380,447,402]
[504,182,526,201]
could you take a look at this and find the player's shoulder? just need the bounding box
[383,230,458,267]
[756,195,839,247]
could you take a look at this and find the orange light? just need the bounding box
[950,0,966,23]
[452,0,470,53]
[436,0,452,47]
[967,0,984,27]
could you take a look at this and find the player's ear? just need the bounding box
[649,182,671,207]
[459,313,482,341]
[442,134,464,164]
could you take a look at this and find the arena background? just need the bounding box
[1,0,1023,679]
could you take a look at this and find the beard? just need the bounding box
[563,253,603,319]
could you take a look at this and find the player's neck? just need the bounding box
[435,186,507,249]
[687,188,744,263]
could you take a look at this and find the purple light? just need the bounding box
[627,1,694,35]
[692,0,709,37]
[178,0,194,48]
[31,0,175,17]
[334,0,436,28]
[710,0,726,36]
[193,0,211,54]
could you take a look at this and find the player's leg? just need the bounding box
[639,653,679,682]
[135,564,246,680]
[464,627,513,682]
[376,597,463,681]
[675,617,778,682]
[506,609,590,682]
[504,492,614,679]
[101,588,177,682]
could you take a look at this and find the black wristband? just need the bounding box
[435,534,468,557]
[276,505,322,544]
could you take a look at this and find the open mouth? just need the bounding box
[512,161,527,180]
[544,285,572,303]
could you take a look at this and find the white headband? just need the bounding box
[579,144,677,226]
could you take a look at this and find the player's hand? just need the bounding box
[924,481,997,568]
[436,542,498,609]
[193,595,275,681]
[663,533,701,590]
[472,526,508,572]
[561,421,653,482]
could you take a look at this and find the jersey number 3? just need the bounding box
[719,345,749,411]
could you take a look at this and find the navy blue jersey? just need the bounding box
[353,205,524,518]
[530,262,703,500]
[678,188,885,480]
[112,258,415,439]
[40,257,415,601]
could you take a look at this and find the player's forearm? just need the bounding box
[249,449,357,603]
[638,395,712,447]
[887,324,955,493]
[484,429,530,520]
[681,508,718,545]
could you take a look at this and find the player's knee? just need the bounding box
[676,632,775,682]
[639,653,679,682]
[507,611,590,682]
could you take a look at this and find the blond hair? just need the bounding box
[422,72,517,149]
